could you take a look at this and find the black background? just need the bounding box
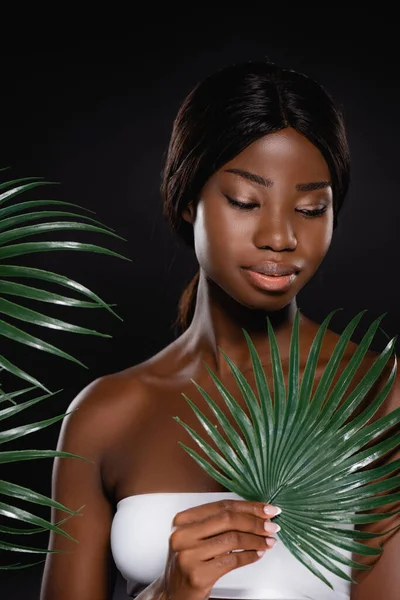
[1,17,400,599]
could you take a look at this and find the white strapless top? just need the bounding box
[110,492,351,599]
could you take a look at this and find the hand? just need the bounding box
[160,498,281,600]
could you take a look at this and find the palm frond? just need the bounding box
[0,355,50,392]
[175,310,400,589]
[0,386,88,566]
[0,174,126,565]
[0,265,121,318]
[0,179,55,206]
[0,279,104,309]
[0,178,129,387]
[0,208,115,232]
[0,385,37,406]
[0,220,124,246]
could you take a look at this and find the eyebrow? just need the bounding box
[224,168,331,192]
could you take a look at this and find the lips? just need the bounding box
[244,262,300,277]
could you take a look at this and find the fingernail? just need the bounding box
[264,522,281,533]
[265,537,276,548]
[264,505,282,516]
[257,550,266,557]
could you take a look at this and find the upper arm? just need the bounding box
[350,360,400,600]
[40,378,120,600]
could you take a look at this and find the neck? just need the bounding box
[181,269,300,377]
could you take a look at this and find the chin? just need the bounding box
[248,297,294,313]
[229,288,296,313]
[213,271,307,313]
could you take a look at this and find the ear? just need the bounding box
[182,202,195,224]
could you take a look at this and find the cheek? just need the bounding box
[193,203,246,267]
[192,203,213,267]
[301,218,333,265]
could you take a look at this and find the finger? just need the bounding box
[190,548,269,589]
[188,530,277,561]
[172,498,281,527]
[170,509,280,551]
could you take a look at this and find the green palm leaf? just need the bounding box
[175,310,400,590]
[0,510,77,535]
[0,199,99,220]
[0,561,46,570]
[0,540,61,554]
[0,265,121,318]
[0,179,55,207]
[0,386,88,563]
[0,240,128,261]
[0,355,47,393]
[0,179,128,385]
[0,280,103,309]
[178,383,263,493]
[0,385,37,406]
[0,208,115,232]
[0,449,84,464]
[0,297,112,336]
[0,501,79,541]
[0,175,126,565]
[0,412,72,444]
[273,309,341,488]
[0,390,58,421]
[0,221,124,246]
[0,319,86,368]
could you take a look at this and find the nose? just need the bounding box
[252,208,297,252]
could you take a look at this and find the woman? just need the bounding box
[40,61,399,600]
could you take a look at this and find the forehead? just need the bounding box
[222,127,331,181]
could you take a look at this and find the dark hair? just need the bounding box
[161,60,351,332]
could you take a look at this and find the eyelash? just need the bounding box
[226,196,328,217]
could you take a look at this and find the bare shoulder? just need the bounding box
[61,336,188,454]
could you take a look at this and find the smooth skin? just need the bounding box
[40,128,399,600]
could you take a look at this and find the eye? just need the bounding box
[296,206,328,218]
[226,196,259,210]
